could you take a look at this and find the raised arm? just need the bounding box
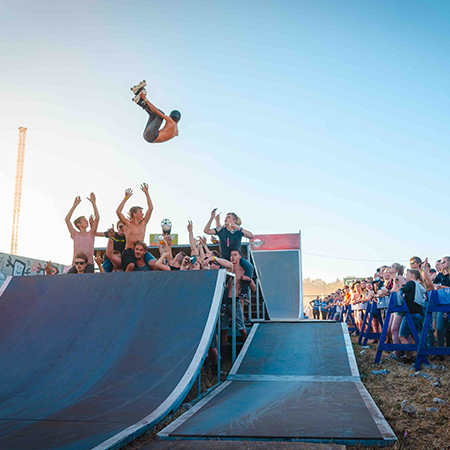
[232,223,254,239]
[105,227,122,268]
[87,192,100,234]
[155,251,171,271]
[187,221,199,256]
[95,251,105,274]
[116,188,133,225]
[204,208,218,235]
[65,196,81,235]
[140,183,154,225]
[204,256,234,271]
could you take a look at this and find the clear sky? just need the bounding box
[1,0,449,281]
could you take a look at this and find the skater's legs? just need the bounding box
[143,111,164,143]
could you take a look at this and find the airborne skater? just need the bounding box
[131,80,181,144]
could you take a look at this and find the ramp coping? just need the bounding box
[341,322,360,377]
[0,276,12,299]
[227,375,361,382]
[354,382,397,442]
[229,323,259,375]
[92,270,227,450]
[158,381,233,439]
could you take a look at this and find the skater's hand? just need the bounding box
[187,220,193,232]
[87,192,96,204]
[140,183,149,194]
[210,208,217,219]
[73,196,82,207]
[125,188,133,199]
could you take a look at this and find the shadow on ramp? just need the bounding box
[0,270,226,450]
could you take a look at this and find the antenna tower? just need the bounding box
[10,127,27,255]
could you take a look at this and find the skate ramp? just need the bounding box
[252,250,302,319]
[160,322,396,446]
[0,270,226,450]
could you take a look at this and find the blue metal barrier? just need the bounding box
[415,288,450,370]
[374,292,427,364]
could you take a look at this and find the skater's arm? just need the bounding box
[116,189,133,225]
[140,183,153,225]
[204,208,218,235]
[65,196,81,235]
[143,98,170,121]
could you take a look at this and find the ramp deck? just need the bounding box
[160,322,396,446]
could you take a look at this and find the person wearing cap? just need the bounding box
[130,80,181,144]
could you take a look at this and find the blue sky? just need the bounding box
[1,0,449,280]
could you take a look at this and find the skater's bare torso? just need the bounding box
[153,117,179,143]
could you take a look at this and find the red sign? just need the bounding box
[250,233,300,251]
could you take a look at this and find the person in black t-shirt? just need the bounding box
[204,209,255,298]
[397,269,426,362]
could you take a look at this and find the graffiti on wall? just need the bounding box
[0,252,69,279]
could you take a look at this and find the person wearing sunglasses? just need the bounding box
[65,193,99,274]
[71,253,89,274]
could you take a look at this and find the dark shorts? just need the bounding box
[220,298,245,331]
[122,248,156,271]
[67,263,95,274]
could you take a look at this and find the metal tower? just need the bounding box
[10,127,27,255]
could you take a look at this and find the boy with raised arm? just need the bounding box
[65,193,99,273]
[116,183,156,271]
[204,209,255,297]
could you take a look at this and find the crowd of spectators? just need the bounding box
[309,257,450,363]
[44,185,256,368]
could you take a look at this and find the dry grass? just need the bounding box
[124,343,450,450]
[347,337,450,450]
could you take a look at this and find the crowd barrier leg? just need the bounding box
[415,289,450,370]
[374,292,422,364]
[344,305,358,334]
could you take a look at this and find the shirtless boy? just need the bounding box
[116,183,156,271]
[131,81,181,144]
[65,193,99,273]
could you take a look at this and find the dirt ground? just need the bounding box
[125,341,449,450]
[347,337,450,450]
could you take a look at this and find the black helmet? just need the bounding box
[170,110,181,121]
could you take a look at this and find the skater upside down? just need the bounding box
[131,80,181,144]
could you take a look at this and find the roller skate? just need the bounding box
[130,80,146,94]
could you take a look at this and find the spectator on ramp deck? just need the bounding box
[103,228,124,272]
[65,193,99,274]
[131,241,153,272]
[97,221,126,272]
[116,184,156,271]
[70,253,90,274]
[204,209,255,299]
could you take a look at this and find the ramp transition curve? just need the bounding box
[0,270,226,450]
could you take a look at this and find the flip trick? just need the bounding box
[131,80,181,144]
